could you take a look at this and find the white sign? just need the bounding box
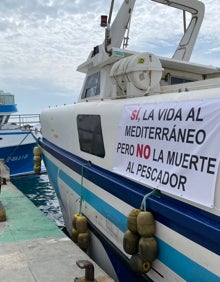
[113,98,220,207]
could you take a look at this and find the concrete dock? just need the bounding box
[0,181,114,282]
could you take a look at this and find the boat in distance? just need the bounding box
[0,90,41,177]
[39,0,220,281]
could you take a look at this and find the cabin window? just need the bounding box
[81,72,100,99]
[77,114,105,158]
[171,76,194,85]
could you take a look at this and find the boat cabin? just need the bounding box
[78,47,220,102]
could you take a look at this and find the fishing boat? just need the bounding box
[0,90,41,177]
[39,0,220,281]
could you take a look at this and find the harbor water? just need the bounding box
[11,173,65,230]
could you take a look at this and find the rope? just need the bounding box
[79,161,92,215]
[140,189,161,211]
[30,129,41,143]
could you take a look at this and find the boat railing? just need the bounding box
[7,114,40,130]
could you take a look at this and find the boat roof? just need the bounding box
[77,46,220,77]
[160,57,220,75]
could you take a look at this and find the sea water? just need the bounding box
[11,173,64,229]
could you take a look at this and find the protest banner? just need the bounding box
[113,98,220,207]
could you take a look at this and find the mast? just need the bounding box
[105,0,136,53]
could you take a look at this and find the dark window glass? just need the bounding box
[171,76,194,85]
[81,72,100,99]
[77,114,105,158]
[4,115,10,124]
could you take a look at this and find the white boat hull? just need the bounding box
[40,89,220,281]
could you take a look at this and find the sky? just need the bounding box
[0,0,220,114]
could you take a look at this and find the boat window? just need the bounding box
[81,72,100,99]
[171,76,194,84]
[77,114,105,158]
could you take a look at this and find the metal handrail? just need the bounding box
[8,114,40,127]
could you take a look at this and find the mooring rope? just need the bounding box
[140,189,161,211]
[5,132,31,163]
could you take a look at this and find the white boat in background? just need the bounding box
[0,90,41,177]
[39,0,220,281]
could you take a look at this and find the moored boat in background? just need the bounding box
[39,0,220,281]
[0,89,41,177]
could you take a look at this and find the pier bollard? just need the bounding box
[74,260,95,282]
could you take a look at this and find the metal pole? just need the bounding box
[183,10,186,33]
[108,0,114,24]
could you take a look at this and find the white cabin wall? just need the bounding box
[100,66,113,98]
[161,68,204,85]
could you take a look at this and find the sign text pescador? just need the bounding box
[113,99,220,207]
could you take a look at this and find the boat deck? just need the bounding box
[0,182,113,282]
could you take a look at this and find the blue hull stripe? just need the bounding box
[59,169,127,232]
[0,131,31,136]
[157,238,219,282]
[44,154,219,281]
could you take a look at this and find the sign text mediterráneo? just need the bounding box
[113,99,220,207]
